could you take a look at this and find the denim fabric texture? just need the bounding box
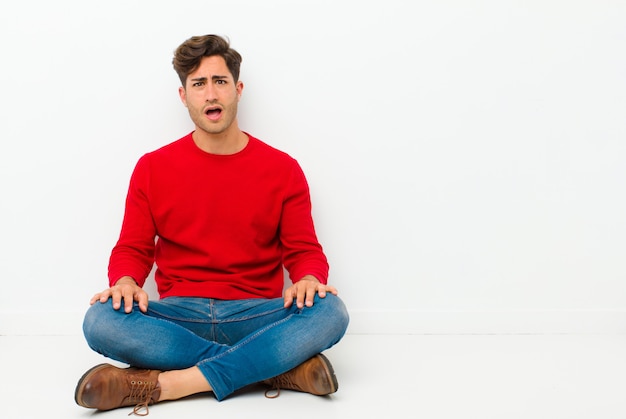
[82,294,349,400]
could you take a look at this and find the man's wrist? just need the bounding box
[299,275,320,283]
[115,276,137,286]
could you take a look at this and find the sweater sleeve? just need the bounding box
[279,160,329,284]
[107,155,157,287]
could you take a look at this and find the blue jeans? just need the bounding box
[82,294,349,401]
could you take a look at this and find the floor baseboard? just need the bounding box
[1,309,624,336]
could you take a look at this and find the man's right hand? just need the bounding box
[89,276,149,313]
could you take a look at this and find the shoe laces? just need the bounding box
[264,374,297,399]
[127,379,158,416]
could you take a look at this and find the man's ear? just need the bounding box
[236,80,244,99]
[178,86,188,107]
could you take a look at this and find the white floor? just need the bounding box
[2,333,626,419]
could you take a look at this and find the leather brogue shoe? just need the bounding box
[75,363,161,415]
[264,353,338,397]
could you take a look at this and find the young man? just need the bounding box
[74,34,349,416]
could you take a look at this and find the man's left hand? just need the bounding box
[283,275,338,309]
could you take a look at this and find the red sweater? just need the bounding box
[108,133,329,299]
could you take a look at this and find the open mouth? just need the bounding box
[204,107,223,121]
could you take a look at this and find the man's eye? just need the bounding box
[216,80,227,85]
[192,81,205,87]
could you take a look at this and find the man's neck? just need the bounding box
[192,128,249,155]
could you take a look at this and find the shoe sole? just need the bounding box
[74,363,111,407]
[316,353,338,394]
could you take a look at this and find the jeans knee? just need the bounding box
[332,294,350,336]
[82,302,118,352]
[316,294,350,341]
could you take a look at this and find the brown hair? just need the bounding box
[172,34,242,86]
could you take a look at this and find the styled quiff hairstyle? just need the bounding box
[172,34,242,86]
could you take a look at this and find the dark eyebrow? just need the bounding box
[190,75,229,83]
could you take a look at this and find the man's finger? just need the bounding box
[90,292,105,306]
[110,288,123,310]
[296,283,307,308]
[123,289,135,313]
[305,282,318,307]
[137,291,149,313]
[283,287,295,308]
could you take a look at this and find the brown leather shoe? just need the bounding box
[264,354,338,398]
[75,363,161,416]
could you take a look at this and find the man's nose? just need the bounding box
[204,84,218,102]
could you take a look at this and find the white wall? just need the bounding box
[1,0,625,335]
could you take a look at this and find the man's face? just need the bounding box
[179,55,243,136]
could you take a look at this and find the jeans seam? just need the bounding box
[147,304,287,325]
[210,299,216,342]
[196,312,295,400]
[198,312,294,366]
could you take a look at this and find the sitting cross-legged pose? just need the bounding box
[74,33,349,416]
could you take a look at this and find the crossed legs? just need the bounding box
[76,294,349,412]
